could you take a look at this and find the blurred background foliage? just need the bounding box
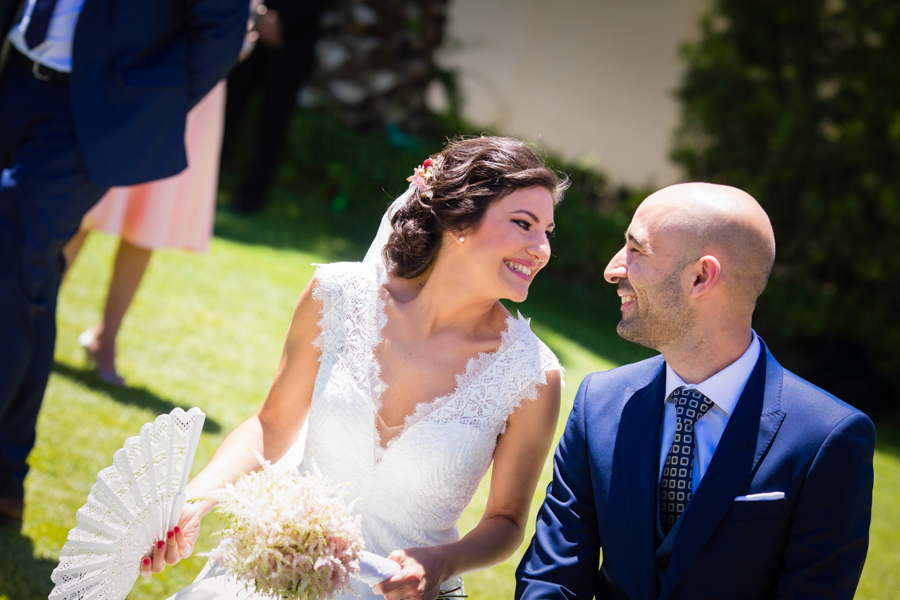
[222,0,900,418]
[308,0,453,132]
[673,0,900,417]
[223,0,900,419]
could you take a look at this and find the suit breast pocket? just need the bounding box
[122,64,188,89]
[721,498,790,522]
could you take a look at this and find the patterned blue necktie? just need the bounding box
[659,386,714,536]
[24,0,60,49]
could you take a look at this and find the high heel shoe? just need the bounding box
[78,329,125,387]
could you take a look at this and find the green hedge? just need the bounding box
[672,0,900,406]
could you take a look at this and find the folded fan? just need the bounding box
[49,407,206,600]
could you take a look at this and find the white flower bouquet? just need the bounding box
[200,455,400,600]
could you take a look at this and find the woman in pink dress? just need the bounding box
[63,80,227,385]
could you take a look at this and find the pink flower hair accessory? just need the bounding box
[406,155,443,199]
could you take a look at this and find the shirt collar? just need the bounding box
[664,331,761,416]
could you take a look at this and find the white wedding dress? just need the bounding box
[169,261,561,599]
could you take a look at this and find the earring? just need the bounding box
[458,236,466,243]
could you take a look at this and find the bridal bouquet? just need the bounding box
[200,454,369,600]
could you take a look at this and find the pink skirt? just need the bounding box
[81,80,227,253]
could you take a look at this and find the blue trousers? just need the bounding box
[0,57,107,500]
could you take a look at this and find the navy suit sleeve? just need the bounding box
[516,374,601,600]
[772,412,876,599]
[184,0,247,106]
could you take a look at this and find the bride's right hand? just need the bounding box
[139,501,204,578]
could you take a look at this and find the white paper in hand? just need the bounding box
[355,550,402,585]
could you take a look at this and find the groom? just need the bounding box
[516,183,876,599]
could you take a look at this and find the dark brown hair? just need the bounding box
[383,136,568,279]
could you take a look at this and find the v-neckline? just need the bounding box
[367,268,520,464]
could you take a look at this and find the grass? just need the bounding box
[1,205,899,599]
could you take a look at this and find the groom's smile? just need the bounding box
[604,198,700,352]
[617,288,636,309]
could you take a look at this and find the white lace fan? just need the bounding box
[49,407,206,600]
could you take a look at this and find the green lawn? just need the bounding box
[1,211,898,599]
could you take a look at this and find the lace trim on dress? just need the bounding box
[405,312,525,426]
[369,265,390,400]
[311,262,388,398]
[368,269,521,457]
[311,261,562,465]
[374,313,520,457]
[369,272,562,459]
[310,267,329,356]
[495,327,563,436]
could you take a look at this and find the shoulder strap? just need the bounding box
[491,315,564,434]
[311,261,382,357]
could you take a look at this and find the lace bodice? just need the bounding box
[301,261,561,598]
[167,261,562,600]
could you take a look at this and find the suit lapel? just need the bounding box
[659,343,786,600]
[613,365,666,600]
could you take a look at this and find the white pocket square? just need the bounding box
[734,492,785,501]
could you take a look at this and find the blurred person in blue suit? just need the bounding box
[0,0,247,528]
[516,182,875,599]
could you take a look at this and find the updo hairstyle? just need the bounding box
[383,136,568,279]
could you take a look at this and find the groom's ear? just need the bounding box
[688,255,721,298]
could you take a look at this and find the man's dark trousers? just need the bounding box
[224,0,326,212]
[0,57,107,501]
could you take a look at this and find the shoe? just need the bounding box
[0,497,24,529]
[78,328,125,387]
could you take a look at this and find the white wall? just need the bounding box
[432,0,709,187]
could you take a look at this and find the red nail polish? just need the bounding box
[143,557,151,566]
[157,540,165,549]
[167,530,174,539]
[174,526,181,534]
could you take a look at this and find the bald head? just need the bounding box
[636,182,776,306]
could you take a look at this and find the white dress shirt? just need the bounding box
[658,332,761,493]
[8,0,86,72]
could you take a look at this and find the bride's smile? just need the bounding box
[444,185,555,304]
[504,259,533,278]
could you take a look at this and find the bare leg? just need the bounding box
[82,239,152,384]
[62,229,90,278]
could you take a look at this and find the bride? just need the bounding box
[143,136,568,599]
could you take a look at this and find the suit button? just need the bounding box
[657,556,670,568]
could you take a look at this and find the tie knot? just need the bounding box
[670,386,714,424]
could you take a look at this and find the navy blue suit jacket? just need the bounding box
[1,0,247,186]
[516,340,875,599]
